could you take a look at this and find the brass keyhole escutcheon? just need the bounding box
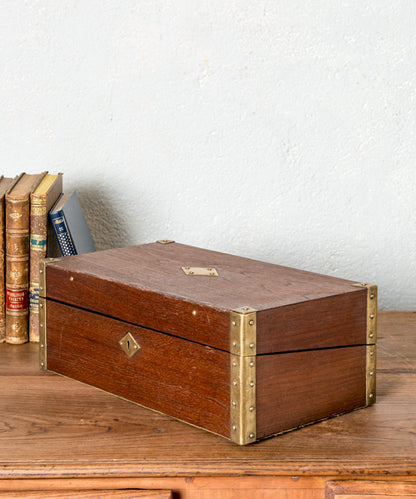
[119,332,140,358]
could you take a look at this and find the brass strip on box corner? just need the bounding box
[230,306,257,357]
[39,257,62,299]
[230,353,256,445]
[366,343,377,405]
[39,296,47,371]
[355,282,378,344]
[365,283,378,345]
[156,239,175,244]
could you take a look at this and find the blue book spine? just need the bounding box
[49,211,77,256]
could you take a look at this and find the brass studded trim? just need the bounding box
[366,344,377,405]
[38,258,61,371]
[39,296,47,370]
[230,307,257,357]
[356,282,378,405]
[230,353,256,445]
[365,284,378,345]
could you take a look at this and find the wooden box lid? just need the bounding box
[43,241,369,354]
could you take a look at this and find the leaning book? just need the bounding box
[49,191,95,256]
[29,173,63,342]
[0,175,19,342]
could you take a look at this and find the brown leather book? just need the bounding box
[0,176,19,342]
[29,173,63,342]
[5,172,47,344]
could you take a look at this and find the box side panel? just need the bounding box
[45,266,231,351]
[257,289,367,354]
[46,300,231,438]
[256,345,366,440]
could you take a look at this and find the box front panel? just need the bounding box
[256,345,367,439]
[45,300,231,438]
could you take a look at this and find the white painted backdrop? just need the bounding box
[1,1,415,310]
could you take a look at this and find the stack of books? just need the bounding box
[0,172,95,345]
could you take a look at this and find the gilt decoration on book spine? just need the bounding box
[0,195,5,342]
[5,198,30,344]
[29,203,47,341]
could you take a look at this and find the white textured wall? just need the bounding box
[1,1,415,310]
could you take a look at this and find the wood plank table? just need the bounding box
[0,311,415,498]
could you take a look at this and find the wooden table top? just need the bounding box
[0,311,415,479]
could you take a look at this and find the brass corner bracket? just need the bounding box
[38,258,61,372]
[230,306,257,357]
[366,344,376,406]
[357,283,378,405]
[230,306,257,445]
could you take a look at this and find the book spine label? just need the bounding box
[6,289,28,310]
[5,198,30,344]
[50,212,76,256]
[29,199,48,342]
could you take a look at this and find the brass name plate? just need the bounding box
[181,267,219,276]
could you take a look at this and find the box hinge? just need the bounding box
[230,353,256,445]
[230,307,257,357]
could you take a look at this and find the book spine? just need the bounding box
[28,195,48,342]
[49,210,77,256]
[5,196,30,344]
[0,196,5,342]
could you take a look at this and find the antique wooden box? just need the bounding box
[39,241,377,445]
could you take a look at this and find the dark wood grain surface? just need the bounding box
[47,300,230,438]
[256,345,366,438]
[0,311,415,480]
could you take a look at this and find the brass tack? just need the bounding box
[232,401,237,407]
[210,272,215,276]
[189,271,194,275]
[249,343,255,349]
[370,314,375,319]
[208,267,212,271]
[40,323,44,328]
[40,344,44,348]
[370,293,375,299]
[250,381,255,387]
[249,433,255,439]
[232,320,237,326]
[192,310,197,316]
[69,276,74,281]
[39,269,43,274]
[40,362,44,367]
[243,307,249,311]
[233,380,238,386]
[185,266,190,270]
[369,332,374,338]
[39,303,43,309]
[369,371,374,376]
[232,425,237,432]
[361,282,367,286]
[369,393,374,398]
[233,361,237,367]
[232,341,237,347]
[249,361,255,367]
[249,319,254,326]
[249,406,255,412]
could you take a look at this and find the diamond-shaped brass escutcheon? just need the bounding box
[119,332,140,358]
